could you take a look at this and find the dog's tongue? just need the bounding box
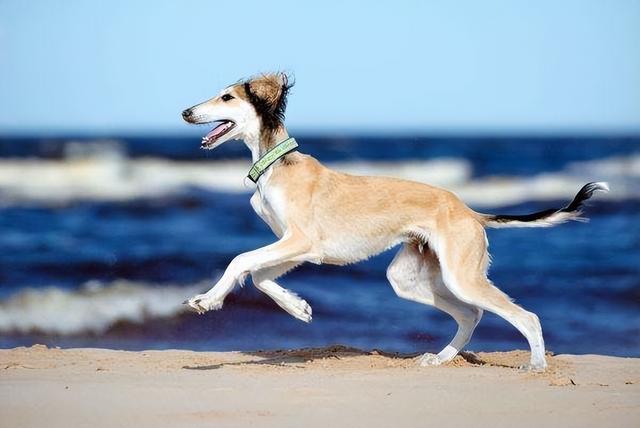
[205,121,232,140]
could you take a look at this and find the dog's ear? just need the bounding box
[244,72,294,129]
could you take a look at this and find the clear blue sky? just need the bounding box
[1,0,639,135]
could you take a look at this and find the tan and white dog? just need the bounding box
[182,73,608,371]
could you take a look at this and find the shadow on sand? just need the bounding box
[181,344,486,370]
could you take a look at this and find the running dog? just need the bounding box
[181,73,608,370]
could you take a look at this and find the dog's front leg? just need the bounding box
[252,262,312,323]
[185,230,313,314]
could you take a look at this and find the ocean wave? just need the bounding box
[0,150,637,207]
[0,156,471,201]
[0,280,205,335]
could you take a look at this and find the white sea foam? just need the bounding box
[0,280,206,335]
[0,148,637,207]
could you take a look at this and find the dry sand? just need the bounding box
[1,345,638,428]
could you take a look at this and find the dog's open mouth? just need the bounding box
[201,120,236,148]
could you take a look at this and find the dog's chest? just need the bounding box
[250,183,287,238]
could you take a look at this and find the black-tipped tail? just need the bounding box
[481,182,609,228]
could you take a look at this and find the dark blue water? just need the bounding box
[0,135,638,356]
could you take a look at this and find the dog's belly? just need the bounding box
[320,233,403,265]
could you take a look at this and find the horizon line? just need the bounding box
[2,127,640,139]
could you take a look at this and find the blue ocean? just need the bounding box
[0,135,638,356]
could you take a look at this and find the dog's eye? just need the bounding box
[221,94,234,102]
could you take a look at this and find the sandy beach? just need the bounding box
[1,345,638,428]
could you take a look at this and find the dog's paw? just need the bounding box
[290,299,312,323]
[518,355,548,372]
[417,353,442,367]
[183,294,223,314]
[518,362,547,373]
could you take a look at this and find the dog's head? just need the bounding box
[182,72,293,150]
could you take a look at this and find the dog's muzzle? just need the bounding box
[182,109,194,122]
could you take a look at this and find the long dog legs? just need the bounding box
[251,262,312,323]
[185,230,313,314]
[432,221,547,370]
[387,243,483,365]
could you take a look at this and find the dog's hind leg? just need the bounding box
[251,262,312,323]
[432,221,547,371]
[387,243,483,366]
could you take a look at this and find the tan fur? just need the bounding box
[243,74,286,108]
[264,153,546,369]
[267,153,472,261]
[182,73,551,371]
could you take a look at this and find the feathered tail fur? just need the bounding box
[480,182,609,228]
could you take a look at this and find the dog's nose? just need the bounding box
[182,109,193,120]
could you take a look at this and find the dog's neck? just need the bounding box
[244,125,290,163]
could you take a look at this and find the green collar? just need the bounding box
[247,137,298,183]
